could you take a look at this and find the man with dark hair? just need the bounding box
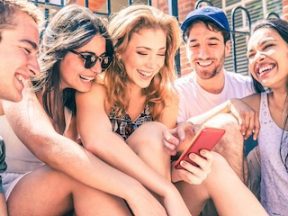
[168,6,256,216]
[0,0,41,214]
[177,6,254,121]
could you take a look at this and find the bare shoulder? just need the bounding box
[76,82,107,102]
[241,93,261,112]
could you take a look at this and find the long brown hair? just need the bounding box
[251,18,288,171]
[34,4,113,128]
[105,5,181,120]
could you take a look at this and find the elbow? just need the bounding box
[82,140,103,156]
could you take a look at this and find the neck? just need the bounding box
[269,89,287,115]
[127,83,143,99]
[196,70,225,94]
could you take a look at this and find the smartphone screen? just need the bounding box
[174,127,225,169]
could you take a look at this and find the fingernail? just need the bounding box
[189,153,196,159]
[181,161,187,166]
[200,150,207,155]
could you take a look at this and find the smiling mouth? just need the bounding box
[137,69,153,78]
[257,64,275,76]
[80,75,95,82]
[196,60,213,67]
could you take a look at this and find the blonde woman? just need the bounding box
[75,5,209,215]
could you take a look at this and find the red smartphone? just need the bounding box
[174,127,225,169]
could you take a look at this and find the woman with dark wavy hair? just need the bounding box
[244,18,288,215]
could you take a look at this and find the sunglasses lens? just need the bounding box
[73,51,112,71]
[84,54,97,69]
[101,56,112,70]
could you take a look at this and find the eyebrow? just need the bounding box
[189,37,221,43]
[248,38,276,53]
[136,46,166,51]
[259,38,275,45]
[20,39,38,50]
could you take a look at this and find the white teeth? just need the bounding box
[80,75,95,82]
[258,65,273,74]
[197,60,212,66]
[138,70,152,77]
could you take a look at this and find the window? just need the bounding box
[210,0,282,75]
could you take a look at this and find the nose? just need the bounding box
[147,54,161,70]
[27,56,40,77]
[198,46,209,59]
[254,51,266,63]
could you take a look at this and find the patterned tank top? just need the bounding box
[108,104,153,140]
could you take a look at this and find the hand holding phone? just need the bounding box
[174,127,225,169]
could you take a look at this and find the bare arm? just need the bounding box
[187,98,259,139]
[158,95,179,129]
[76,84,181,198]
[2,86,166,215]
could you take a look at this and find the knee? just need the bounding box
[127,122,166,153]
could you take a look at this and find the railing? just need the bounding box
[231,6,251,73]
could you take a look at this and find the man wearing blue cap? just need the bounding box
[177,6,254,123]
[170,6,256,216]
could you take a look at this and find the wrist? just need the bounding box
[124,180,146,201]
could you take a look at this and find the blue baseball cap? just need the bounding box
[181,6,230,35]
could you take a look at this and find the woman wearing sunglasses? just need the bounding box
[76,5,198,215]
[1,4,167,215]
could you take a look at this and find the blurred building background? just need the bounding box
[30,0,285,76]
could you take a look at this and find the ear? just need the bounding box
[224,40,231,58]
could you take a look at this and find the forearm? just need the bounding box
[84,133,173,197]
[2,91,143,201]
[187,100,231,125]
[35,134,148,200]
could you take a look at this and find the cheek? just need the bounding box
[248,63,257,79]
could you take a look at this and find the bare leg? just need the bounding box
[175,113,247,215]
[127,122,171,179]
[73,184,131,216]
[128,122,191,216]
[204,113,247,182]
[7,166,131,216]
[0,193,7,216]
[204,153,267,216]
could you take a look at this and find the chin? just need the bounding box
[77,87,91,93]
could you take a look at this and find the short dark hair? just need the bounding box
[183,19,230,44]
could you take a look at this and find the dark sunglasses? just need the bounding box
[70,50,112,71]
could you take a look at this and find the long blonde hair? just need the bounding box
[105,5,181,120]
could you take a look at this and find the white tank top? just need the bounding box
[0,108,73,174]
[258,93,288,215]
